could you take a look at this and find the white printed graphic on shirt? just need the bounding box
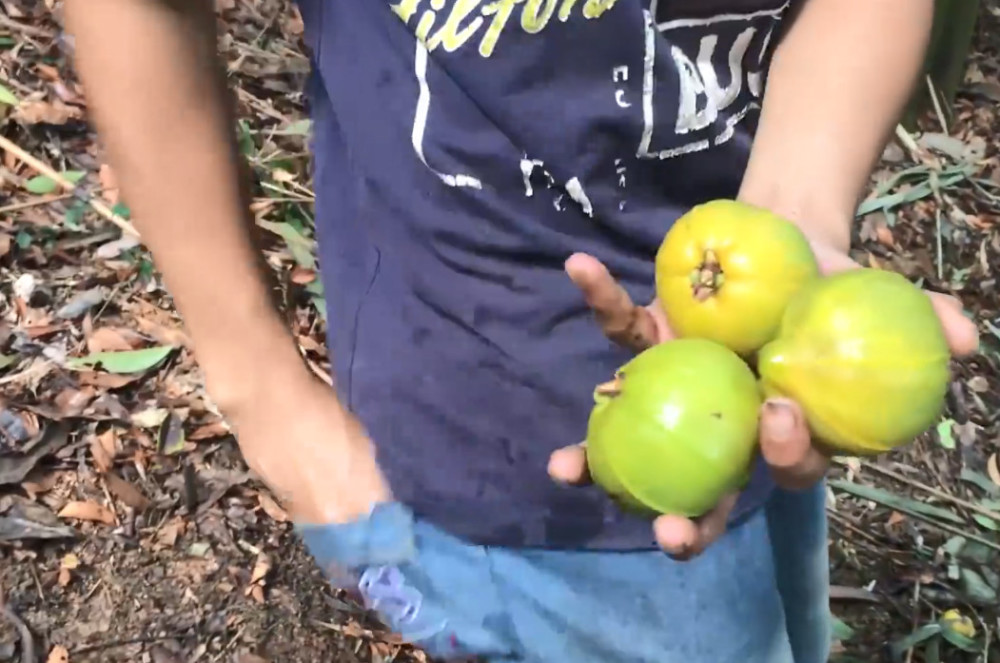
[637,0,789,160]
[411,40,483,189]
[391,0,791,212]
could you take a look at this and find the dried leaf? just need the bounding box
[0,499,77,541]
[90,435,113,473]
[104,471,150,511]
[58,500,115,525]
[87,327,138,353]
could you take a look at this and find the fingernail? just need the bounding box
[764,399,796,440]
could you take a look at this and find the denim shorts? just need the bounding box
[296,483,831,663]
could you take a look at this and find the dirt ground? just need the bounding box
[1,1,999,662]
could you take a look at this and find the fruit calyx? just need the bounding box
[689,249,724,301]
[594,374,623,400]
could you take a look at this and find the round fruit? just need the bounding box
[585,338,763,517]
[655,199,820,356]
[757,268,951,457]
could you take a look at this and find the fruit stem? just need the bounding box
[595,376,623,398]
[690,248,724,301]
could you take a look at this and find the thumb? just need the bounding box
[758,398,829,491]
[548,442,591,486]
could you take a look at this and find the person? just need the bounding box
[64,0,979,661]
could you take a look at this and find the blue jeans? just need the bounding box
[297,483,830,662]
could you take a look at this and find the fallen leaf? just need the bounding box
[0,232,11,257]
[0,499,77,541]
[46,645,70,663]
[90,434,114,473]
[187,420,231,440]
[988,453,1000,487]
[87,326,138,353]
[15,98,83,125]
[58,500,115,525]
[56,287,105,319]
[54,386,96,418]
[0,423,70,486]
[77,371,142,389]
[24,170,85,195]
[104,471,150,511]
[20,470,61,499]
[66,346,174,374]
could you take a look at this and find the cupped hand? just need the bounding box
[549,244,979,560]
[225,371,391,526]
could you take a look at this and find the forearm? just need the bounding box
[738,0,935,251]
[65,0,312,411]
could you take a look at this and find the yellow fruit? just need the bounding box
[655,199,820,356]
[757,268,950,456]
[940,609,976,639]
[585,339,763,518]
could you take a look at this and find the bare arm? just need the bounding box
[64,0,389,523]
[64,0,309,410]
[738,0,935,252]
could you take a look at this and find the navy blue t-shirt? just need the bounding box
[294,0,799,549]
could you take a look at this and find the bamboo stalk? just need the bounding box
[0,134,140,238]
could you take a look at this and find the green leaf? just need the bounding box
[0,353,17,370]
[959,567,998,604]
[972,514,999,531]
[257,219,316,270]
[936,418,956,449]
[960,468,1000,496]
[15,230,32,249]
[938,623,981,653]
[0,81,18,105]
[829,479,965,525]
[830,615,855,642]
[66,346,174,374]
[889,624,941,657]
[24,170,86,195]
[111,202,131,219]
[279,118,312,135]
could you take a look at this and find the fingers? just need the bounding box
[565,253,660,352]
[758,397,829,491]
[653,493,739,560]
[547,443,591,485]
[928,292,980,357]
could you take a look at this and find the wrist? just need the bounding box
[736,183,853,254]
[200,330,330,421]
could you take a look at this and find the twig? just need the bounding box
[0,193,74,214]
[0,587,35,663]
[904,580,921,663]
[0,12,51,39]
[848,459,1000,524]
[926,74,949,134]
[0,135,140,237]
[70,634,180,656]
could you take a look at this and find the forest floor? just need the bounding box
[0,1,999,662]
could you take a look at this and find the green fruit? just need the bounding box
[585,338,763,517]
[757,268,951,457]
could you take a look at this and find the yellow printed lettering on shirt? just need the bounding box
[390,0,620,58]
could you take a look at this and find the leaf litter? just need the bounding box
[0,0,997,662]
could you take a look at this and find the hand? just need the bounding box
[549,243,979,560]
[223,369,392,526]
